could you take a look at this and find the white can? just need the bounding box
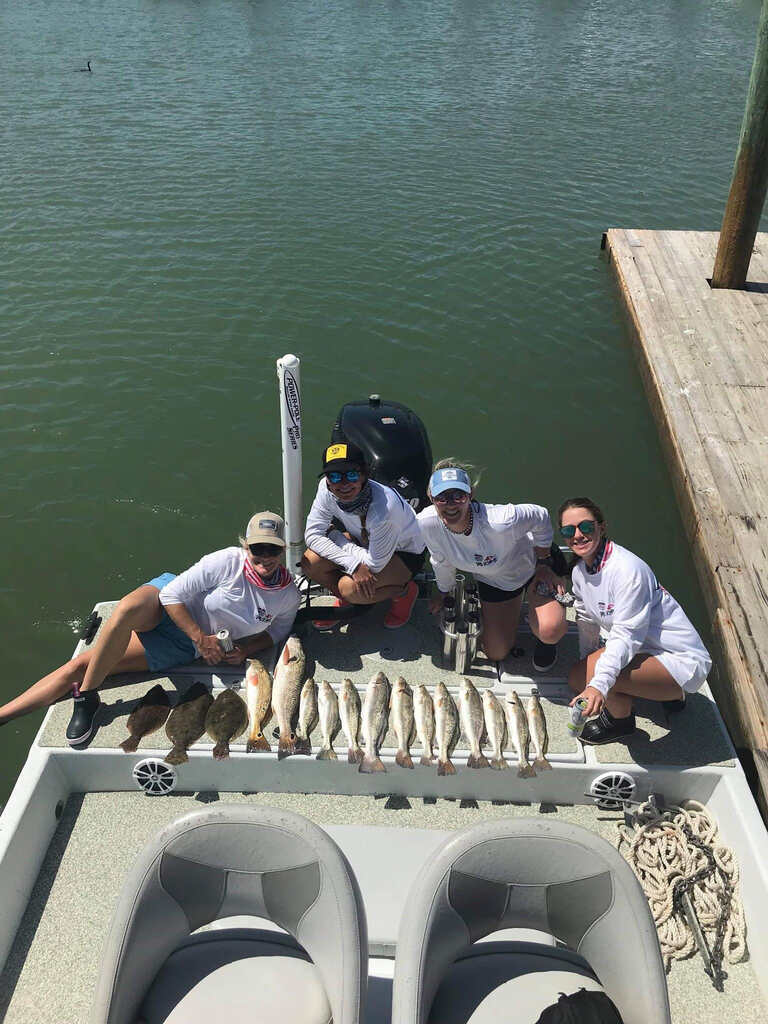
[217,628,234,653]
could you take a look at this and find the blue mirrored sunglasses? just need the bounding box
[326,469,361,484]
[560,519,597,539]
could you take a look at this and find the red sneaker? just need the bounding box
[312,598,350,631]
[384,581,419,629]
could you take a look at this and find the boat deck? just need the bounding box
[0,597,762,1023]
[0,791,763,1024]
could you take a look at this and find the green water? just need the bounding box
[0,0,763,800]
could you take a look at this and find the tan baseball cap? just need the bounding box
[245,511,286,547]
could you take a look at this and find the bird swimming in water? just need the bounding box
[75,61,92,73]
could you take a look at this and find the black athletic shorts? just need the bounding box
[395,549,426,576]
[476,574,535,603]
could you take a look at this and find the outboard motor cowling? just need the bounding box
[331,396,432,512]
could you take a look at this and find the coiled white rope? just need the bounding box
[617,799,747,979]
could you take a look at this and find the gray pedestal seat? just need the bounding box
[90,805,368,1024]
[391,818,670,1024]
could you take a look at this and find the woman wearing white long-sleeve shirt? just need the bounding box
[417,462,567,674]
[302,441,426,629]
[562,497,711,744]
[0,512,300,746]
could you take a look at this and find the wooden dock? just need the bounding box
[604,229,768,808]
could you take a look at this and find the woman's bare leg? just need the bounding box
[480,595,523,661]
[0,585,162,724]
[301,550,344,598]
[526,584,567,644]
[79,585,162,692]
[338,556,413,605]
[568,650,684,717]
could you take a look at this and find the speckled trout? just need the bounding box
[414,684,436,766]
[459,677,489,769]
[316,680,340,761]
[339,678,363,764]
[527,690,552,771]
[505,690,535,778]
[481,689,508,770]
[391,676,416,769]
[360,671,391,773]
[434,682,459,776]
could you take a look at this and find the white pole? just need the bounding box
[276,354,304,575]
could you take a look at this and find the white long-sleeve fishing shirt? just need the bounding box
[304,478,424,575]
[572,541,710,697]
[417,501,553,593]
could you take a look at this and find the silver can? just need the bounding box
[567,697,589,735]
[216,628,234,653]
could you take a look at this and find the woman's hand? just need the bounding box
[351,564,376,600]
[533,564,565,597]
[197,634,224,665]
[429,592,446,616]
[570,686,604,717]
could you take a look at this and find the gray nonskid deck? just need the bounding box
[0,791,761,1024]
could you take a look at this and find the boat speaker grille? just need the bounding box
[589,770,636,810]
[132,758,177,796]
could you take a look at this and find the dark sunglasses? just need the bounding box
[249,543,283,558]
[434,490,469,504]
[560,520,597,539]
[326,469,361,484]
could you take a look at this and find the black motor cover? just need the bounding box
[331,396,433,511]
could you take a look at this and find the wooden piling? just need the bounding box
[604,228,768,813]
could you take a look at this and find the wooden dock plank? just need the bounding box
[605,229,768,808]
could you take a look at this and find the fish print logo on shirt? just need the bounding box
[256,608,274,624]
[474,554,498,567]
[597,602,615,617]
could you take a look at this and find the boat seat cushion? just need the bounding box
[428,946,614,1024]
[140,939,331,1024]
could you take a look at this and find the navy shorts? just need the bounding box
[476,574,535,604]
[395,549,426,576]
[138,572,198,671]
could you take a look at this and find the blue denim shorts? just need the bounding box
[138,572,198,671]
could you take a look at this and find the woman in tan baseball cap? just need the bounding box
[0,512,300,747]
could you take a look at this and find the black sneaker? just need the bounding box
[580,707,636,745]
[533,639,558,672]
[66,690,101,746]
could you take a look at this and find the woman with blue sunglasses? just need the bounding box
[418,460,568,676]
[302,442,426,628]
[561,497,711,744]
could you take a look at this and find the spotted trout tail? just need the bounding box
[437,758,456,776]
[395,750,414,769]
[277,734,296,759]
[490,757,508,771]
[316,746,338,761]
[420,754,435,767]
[348,746,364,764]
[533,757,552,772]
[359,753,386,773]
[246,733,271,753]
[467,753,489,769]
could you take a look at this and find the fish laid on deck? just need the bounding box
[527,690,552,771]
[205,688,248,760]
[165,682,213,765]
[295,678,319,756]
[316,680,340,760]
[481,689,507,770]
[360,671,391,774]
[119,683,170,753]
[245,657,273,752]
[339,677,363,764]
[414,683,436,766]
[505,690,534,778]
[273,635,306,759]
[435,681,459,776]
[459,677,489,769]
[391,676,416,769]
